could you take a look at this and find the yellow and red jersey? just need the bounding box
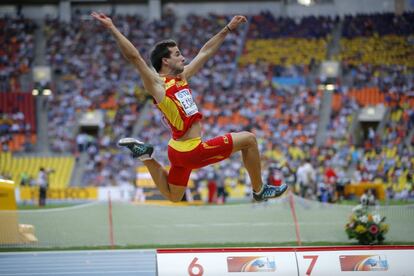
[155,76,203,140]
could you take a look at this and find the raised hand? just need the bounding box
[91,12,114,29]
[227,15,247,31]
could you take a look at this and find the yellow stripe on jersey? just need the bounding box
[165,79,176,90]
[158,96,184,131]
[176,80,187,87]
[168,137,201,152]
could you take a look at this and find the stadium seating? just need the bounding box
[1,9,412,202]
[0,92,36,152]
[240,38,329,67]
[340,35,414,67]
[0,16,36,92]
[0,152,74,188]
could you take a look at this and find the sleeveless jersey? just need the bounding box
[155,76,203,140]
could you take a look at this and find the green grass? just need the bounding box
[16,198,413,210]
[6,199,412,251]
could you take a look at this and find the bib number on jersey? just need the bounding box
[175,89,198,116]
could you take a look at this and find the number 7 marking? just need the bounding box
[303,255,318,275]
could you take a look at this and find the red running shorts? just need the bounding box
[167,133,233,187]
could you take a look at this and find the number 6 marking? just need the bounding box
[188,257,204,276]
[303,255,318,275]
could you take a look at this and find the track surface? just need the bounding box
[0,250,156,276]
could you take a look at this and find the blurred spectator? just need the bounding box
[360,189,376,206]
[216,172,227,204]
[207,172,217,204]
[296,158,316,198]
[20,171,30,186]
[36,167,52,207]
[134,185,146,203]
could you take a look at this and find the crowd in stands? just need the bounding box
[248,11,337,39]
[340,12,414,67]
[342,12,414,38]
[1,10,413,203]
[0,16,36,93]
[0,110,31,151]
[0,92,36,152]
[241,12,336,76]
[0,16,36,152]
[333,12,414,201]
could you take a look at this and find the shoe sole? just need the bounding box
[118,137,154,159]
[118,137,143,147]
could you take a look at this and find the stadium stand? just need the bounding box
[1,6,413,203]
[240,12,336,74]
[0,16,36,93]
[0,92,36,152]
[0,152,74,188]
[0,16,37,153]
[328,11,414,201]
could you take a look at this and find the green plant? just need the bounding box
[345,204,389,245]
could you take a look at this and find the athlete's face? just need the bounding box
[165,46,185,74]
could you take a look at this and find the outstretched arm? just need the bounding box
[183,15,247,80]
[91,12,164,102]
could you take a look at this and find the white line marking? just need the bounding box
[145,221,346,228]
[17,202,101,213]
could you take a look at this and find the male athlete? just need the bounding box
[91,12,287,202]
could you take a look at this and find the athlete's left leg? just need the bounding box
[142,159,187,202]
[118,138,187,202]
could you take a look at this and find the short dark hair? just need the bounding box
[150,39,177,72]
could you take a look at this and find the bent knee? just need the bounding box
[239,131,257,146]
[245,131,257,146]
[231,131,257,152]
[169,196,183,203]
[168,184,186,203]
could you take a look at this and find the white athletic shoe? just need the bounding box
[118,138,154,161]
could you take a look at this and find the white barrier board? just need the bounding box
[296,249,413,275]
[157,246,414,276]
[157,251,297,275]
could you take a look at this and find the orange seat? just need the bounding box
[6,133,36,152]
[100,95,117,109]
[331,94,342,111]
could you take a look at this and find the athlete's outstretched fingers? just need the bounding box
[237,15,247,23]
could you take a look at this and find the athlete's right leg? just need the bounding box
[230,131,263,193]
[230,131,288,201]
[118,138,186,202]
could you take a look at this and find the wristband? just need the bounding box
[226,25,233,32]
